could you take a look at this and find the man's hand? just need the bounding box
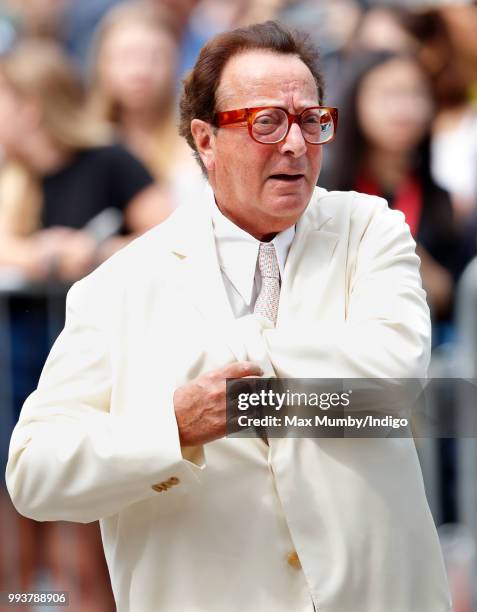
[174,362,263,447]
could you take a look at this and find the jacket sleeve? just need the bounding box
[263,196,431,380]
[5,277,204,524]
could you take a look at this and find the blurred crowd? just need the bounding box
[0,0,477,610]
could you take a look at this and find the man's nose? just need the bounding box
[279,121,307,157]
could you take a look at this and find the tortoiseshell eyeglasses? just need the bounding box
[215,106,338,145]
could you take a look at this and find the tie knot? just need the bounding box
[257,242,280,280]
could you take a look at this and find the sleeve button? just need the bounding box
[152,483,167,492]
[287,551,301,569]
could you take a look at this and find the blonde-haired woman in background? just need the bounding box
[0,38,168,611]
[0,38,170,279]
[89,0,205,204]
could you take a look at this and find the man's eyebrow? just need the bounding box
[265,102,320,112]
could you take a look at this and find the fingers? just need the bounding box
[174,362,264,446]
[219,361,264,380]
[220,363,264,429]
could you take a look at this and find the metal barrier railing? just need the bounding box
[0,271,70,466]
[422,254,477,612]
[0,272,71,600]
[455,256,477,610]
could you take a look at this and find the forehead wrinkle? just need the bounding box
[217,76,318,112]
[215,50,318,112]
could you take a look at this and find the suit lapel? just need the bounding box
[167,196,248,362]
[279,190,339,325]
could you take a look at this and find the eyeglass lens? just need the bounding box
[251,108,334,144]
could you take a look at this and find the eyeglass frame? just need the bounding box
[214,106,338,145]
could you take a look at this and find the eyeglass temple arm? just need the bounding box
[216,109,248,126]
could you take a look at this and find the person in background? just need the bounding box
[353,4,477,223]
[321,51,466,327]
[279,0,362,58]
[61,0,124,69]
[277,0,363,105]
[88,0,204,205]
[430,3,477,222]
[0,38,169,280]
[173,0,248,77]
[2,0,65,40]
[0,38,166,611]
[354,4,424,53]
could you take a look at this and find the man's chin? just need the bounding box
[264,190,312,218]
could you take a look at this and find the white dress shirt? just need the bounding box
[210,200,295,318]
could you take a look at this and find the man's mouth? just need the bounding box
[269,173,305,182]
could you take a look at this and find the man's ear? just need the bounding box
[191,119,216,174]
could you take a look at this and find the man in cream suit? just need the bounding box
[6,21,452,612]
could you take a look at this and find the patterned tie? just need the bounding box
[254,242,280,326]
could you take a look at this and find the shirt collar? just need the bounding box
[210,198,295,306]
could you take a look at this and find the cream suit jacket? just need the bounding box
[6,187,452,612]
